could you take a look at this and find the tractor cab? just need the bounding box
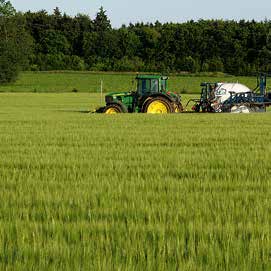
[136,75,168,96]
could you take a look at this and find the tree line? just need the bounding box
[1,1,271,82]
[0,0,32,82]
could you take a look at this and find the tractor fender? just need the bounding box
[106,101,128,113]
[149,93,175,102]
[141,93,175,111]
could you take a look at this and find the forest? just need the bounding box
[1,3,271,82]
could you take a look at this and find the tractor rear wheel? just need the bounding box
[143,97,174,114]
[103,103,124,114]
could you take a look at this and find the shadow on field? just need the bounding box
[56,109,91,114]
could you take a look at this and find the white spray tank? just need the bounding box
[211,83,252,112]
[214,83,251,103]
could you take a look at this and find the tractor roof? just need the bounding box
[136,74,168,80]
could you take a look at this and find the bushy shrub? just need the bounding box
[33,54,86,71]
[181,56,200,73]
[203,57,224,72]
[113,56,144,72]
[90,59,112,71]
[0,42,20,83]
[66,55,85,71]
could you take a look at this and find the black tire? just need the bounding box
[103,103,126,114]
[142,97,174,113]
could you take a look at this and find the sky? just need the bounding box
[11,0,271,28]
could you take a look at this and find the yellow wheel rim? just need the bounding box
[105,107,119,114]
[147,101,169,114]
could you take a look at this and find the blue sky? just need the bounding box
[11,0,271,27]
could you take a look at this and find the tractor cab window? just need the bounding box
[150,79,159,92]
[161,79,167,92]
[137,79,150,95]
[137,79,159,95]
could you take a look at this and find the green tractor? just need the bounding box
[96,75,183,114]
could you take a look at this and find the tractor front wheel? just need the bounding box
[143,97,174,114]
[103,103,124,114]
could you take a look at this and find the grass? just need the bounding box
[0,92,270,270]
[0,71,263,93]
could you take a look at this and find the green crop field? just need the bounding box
[0,92,270,270]
[0,71,263,94]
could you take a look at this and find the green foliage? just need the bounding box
[94,6,111,32]
[204,57,224,72]
[0,93,270,270]
[115,28,140,58]
[0,0,15,16]
[40,30,70,55]
[0,15,32,83]
[67,55,85,71]
[90,59,112,72]
[113,56,145,72]
[0,41,19,82]
[3,7,271,75]
[259,47,271,71]
[33,54,85,71]
[181,56,200,73]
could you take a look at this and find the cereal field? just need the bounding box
[0,92,270,270]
